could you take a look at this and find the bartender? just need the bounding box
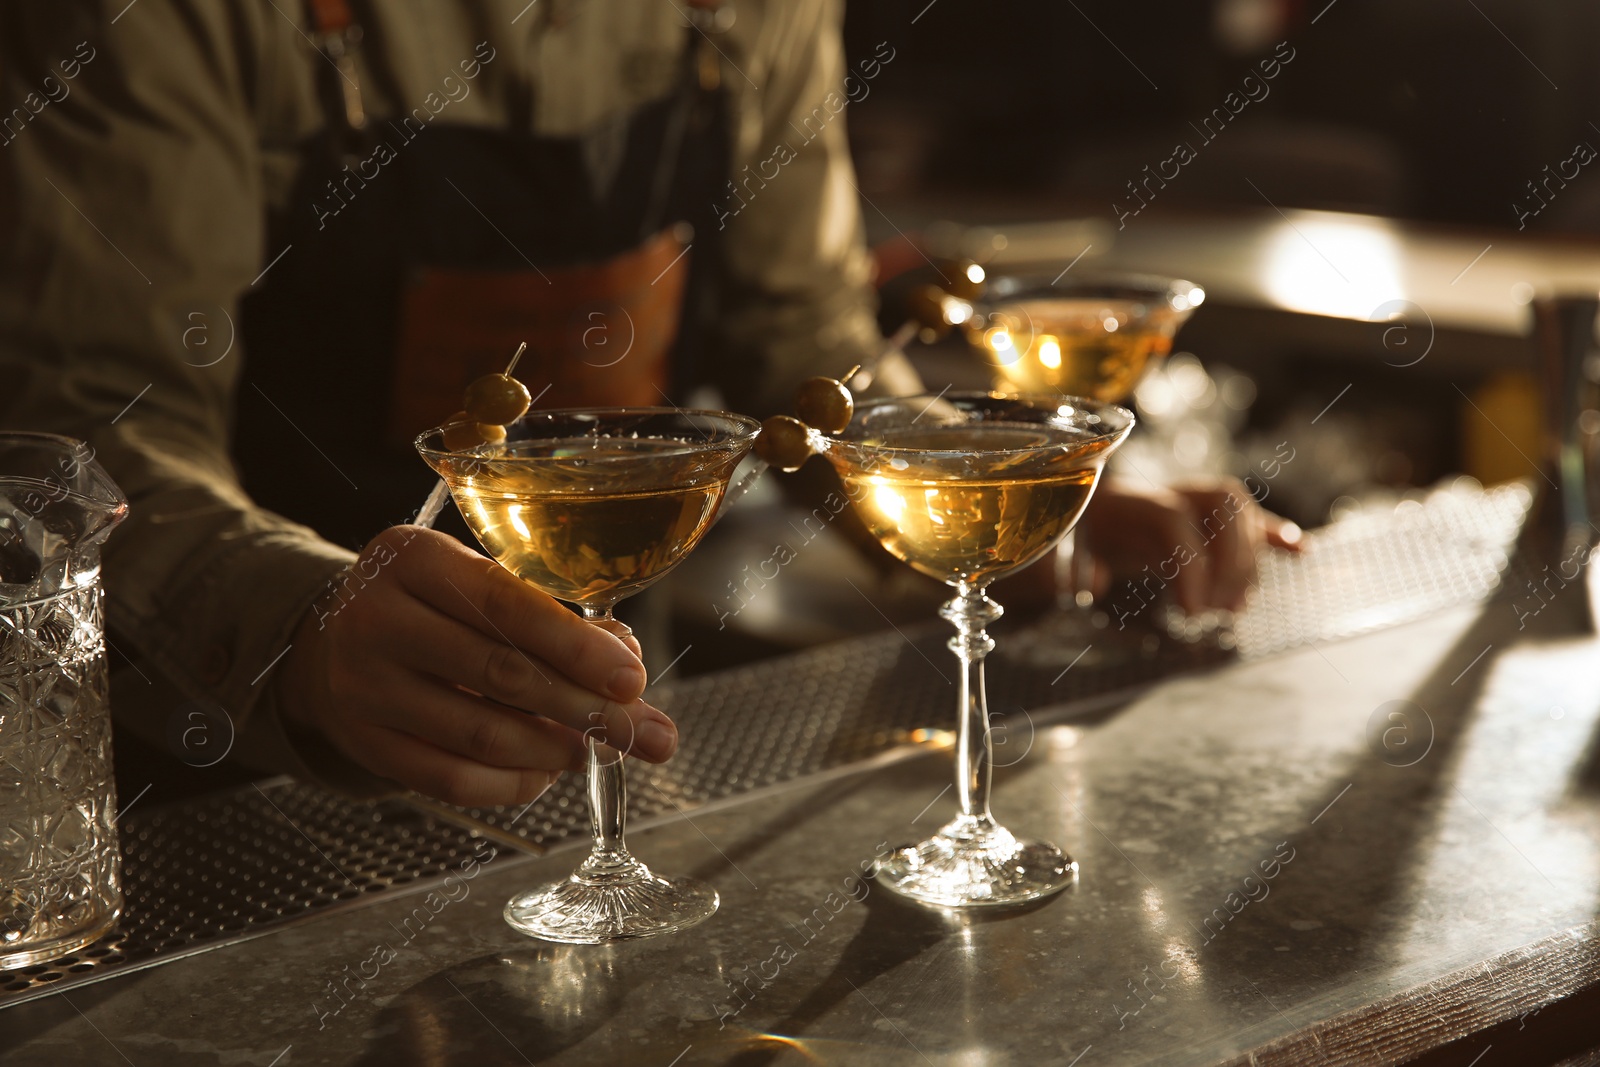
[0,0,1291,808]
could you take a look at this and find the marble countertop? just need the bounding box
[5,597,1600,1066]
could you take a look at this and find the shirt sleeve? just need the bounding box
[709,0,886,418]
[0,2,377,793]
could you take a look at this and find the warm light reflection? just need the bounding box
[1038,336,1062,369]
[463,493,493,539]
[872,482,906,523]
[943,294,973,325]
[716,1030,823,1062]
[1141,885,1168,930]
[965,262,986,285]
[1162,941,1202,983]
[507,503,531,540]
[1261,216,1405,320]
[984,326,1013,353]
[1172,286,1205,312]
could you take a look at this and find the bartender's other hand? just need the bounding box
[276,526,675,807]
[1080,478,1303,614]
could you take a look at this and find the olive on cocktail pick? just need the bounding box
[794,375,854,434]
[906,283,974,343]
[444,342,530,450]
[755,415,813,471]
[463,372,531,425]
[440,411,506,451]
[477,422,508,444]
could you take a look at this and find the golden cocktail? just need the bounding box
[815,394,1133,906]
[418,408,757,942]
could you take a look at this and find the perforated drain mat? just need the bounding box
[0,482,1534,1006]
[0,781,528,1004]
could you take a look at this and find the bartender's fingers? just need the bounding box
[379,527,648,703]
[1266,515,1305,552]
[1080,484,1186,580]
[1162,508,1212,616]
[1171,481,1258,612]
[380,605,677,761]
[354,672,591,772]
[1081,480,1301,615]
[346,722,562,808]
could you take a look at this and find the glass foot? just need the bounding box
[504,851,718,944]
[874,816,1077,908]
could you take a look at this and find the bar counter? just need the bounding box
[4,488,1600,1065]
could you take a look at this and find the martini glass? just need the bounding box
[962,273,1204,402]
[417,407,759,942]
[959,273,1203,610]
[813,393,1133,906]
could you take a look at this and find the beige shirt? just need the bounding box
[0,0,882,790]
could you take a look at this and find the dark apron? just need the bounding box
[236,5,730,554]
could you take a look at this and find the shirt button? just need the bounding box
[198,645,231,687]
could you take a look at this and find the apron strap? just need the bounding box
[306,0,368,138]
[621,2,734,241]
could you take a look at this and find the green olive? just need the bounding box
[440,411,504,451]
[463,373,532,425]
[754,415,814,471]
[794,376,854,434]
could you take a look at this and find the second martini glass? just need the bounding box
[417,407,758,942]
[958,274,1202,609]
[962,273,1204,401]
[813,393,1133,906]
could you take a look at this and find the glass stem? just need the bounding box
[1055,528,1095,610]
[941,582,1002,827]
[580,605,633,866]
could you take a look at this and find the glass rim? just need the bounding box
[821,391,1135,459]
[0,431,126,512]
[414,405,762,463]
[982,271,1204,309]
[0,430,97,452]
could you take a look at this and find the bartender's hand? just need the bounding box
[1079,478,1303,613]
[275,526,676,807]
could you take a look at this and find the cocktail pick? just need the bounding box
[711,361,864,518]
[414,479,450,530]
[414,342,528,530]
[847,321,917,392]
[848,260,984,392]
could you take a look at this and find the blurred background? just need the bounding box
[831,0,1600,527]
[842,0,1600,231]
[672,0,1600,669]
